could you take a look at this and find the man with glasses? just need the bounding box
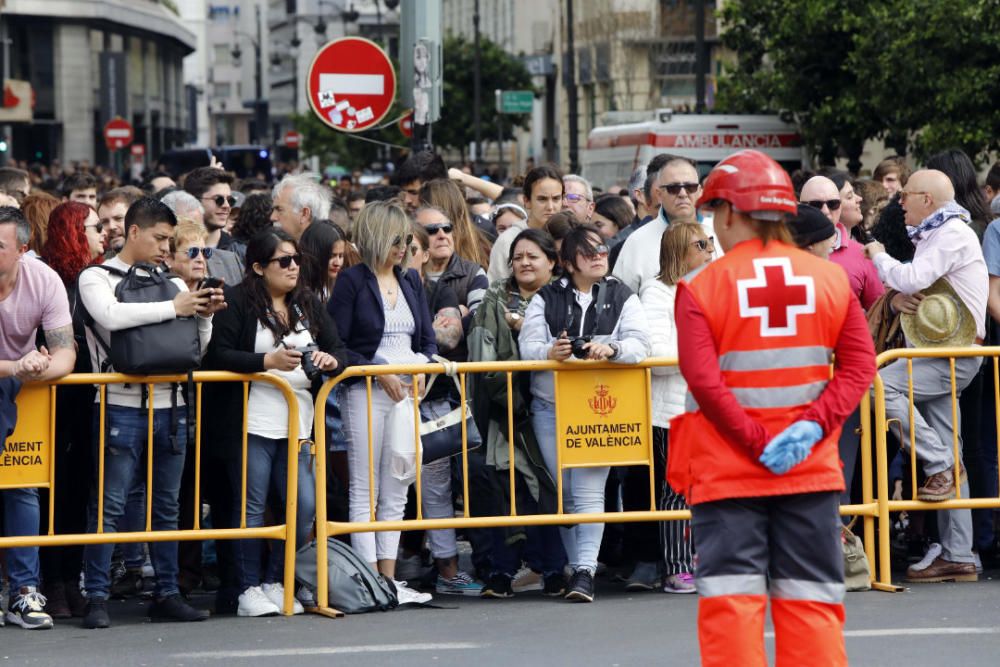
[160,190,243,287]
[0,167,30,206]
[613,154,713,293]
[800,175,883,310]
[182,167,238,253]
[562,175,595,222]
[864,169,986,584]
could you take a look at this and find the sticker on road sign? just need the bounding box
[319,73,385,96]
[328,110,343,125]
[347,119,356,129]
[334,99,349,112]
[356,107,374,123]
[319,90,337,108]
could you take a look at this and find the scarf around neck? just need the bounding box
[908,201,970,243]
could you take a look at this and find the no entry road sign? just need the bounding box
[307,37,397,133]
[104,117,133,151]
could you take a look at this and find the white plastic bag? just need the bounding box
[385,397,418,483]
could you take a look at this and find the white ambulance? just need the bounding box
[581,111,807,188]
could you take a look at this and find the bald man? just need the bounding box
[800,175,884,309]
[864,169,987,583]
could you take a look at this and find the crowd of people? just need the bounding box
[0,144,997,635]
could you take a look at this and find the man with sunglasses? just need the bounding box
[182,167,238,253]
[562,175,595,222]
[799,175,883,310]
[161,190,243,287]
[613,154,714,293]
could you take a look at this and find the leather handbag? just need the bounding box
[419,359,482,464]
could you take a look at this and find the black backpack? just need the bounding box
[79,263,201,375]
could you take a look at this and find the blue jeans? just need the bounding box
[5,487,41,590]
[230,434,315,591]
[84,406,187,600]
[121,476,147,569]
[531,397,610,574]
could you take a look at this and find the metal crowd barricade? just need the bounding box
[871,346,1000,591]
[311,358,878,617]
[0,371,303,615]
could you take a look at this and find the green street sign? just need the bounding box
[499,90,534,114]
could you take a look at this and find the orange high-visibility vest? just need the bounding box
[670,238,852,505]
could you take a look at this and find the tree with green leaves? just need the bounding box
[436,33,535,158]
[716,0,1000,169]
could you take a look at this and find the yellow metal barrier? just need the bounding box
[1,371,302,615]
[871,346,1000,591]
[312,358,878,616]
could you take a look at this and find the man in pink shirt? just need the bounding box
[0,206,76,630]
[800,175,885,310]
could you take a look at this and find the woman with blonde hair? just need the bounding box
[631,221,713,594]
[328,200,438,605]
[164,221,212,291]
[420,178,490,268]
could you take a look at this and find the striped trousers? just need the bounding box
[656,426,695,575]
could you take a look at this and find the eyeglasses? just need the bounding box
[84,222,104,231]
[202,194,237,208]
[899,190,929,202]
[424,223,453,236]
[392,234,414,248]
[803,199,842,211]
[580,243,610,258]
[659,182,700,196]
[691,237,715,252]
[563,193,591,203]
[266,254,302,269]
[185,246,214,260]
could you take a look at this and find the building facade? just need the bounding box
[1,0,195,166]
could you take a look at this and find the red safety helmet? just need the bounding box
[696,149,797,216]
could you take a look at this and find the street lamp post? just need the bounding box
[232,4,267,145]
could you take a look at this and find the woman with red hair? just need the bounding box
[37,200,106,619]
[42,202,105,286]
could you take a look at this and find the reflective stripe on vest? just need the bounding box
[719,346,833,372]
[696,573,768,598]
[769,578,846,604]
[684,379,827,413]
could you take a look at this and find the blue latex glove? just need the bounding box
[758,421,823,475]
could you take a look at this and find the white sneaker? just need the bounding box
[393,580,432,605]
[237,586,280,617]
[261,583,304,615]
[911,543,943,571]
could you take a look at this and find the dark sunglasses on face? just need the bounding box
[580,243,610,258]
[691,236,715,252]
[202,194,238,208]
[185,246,214,259]
[659,182,700,196]
[267,254,301,269]
[803,199,842,211]
[392,234,415,248]
[424,223,453,235]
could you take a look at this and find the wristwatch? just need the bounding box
[608,342,621,360]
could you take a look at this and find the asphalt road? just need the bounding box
[3,571,999,666]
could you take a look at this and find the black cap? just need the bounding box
[787,203,836,247]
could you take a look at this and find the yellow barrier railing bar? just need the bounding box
[146,383,154,532]
[0,371,301,616]
[311,358,880,615]
[240,381,249,530]
[194,382,203,530]
[413,374,422,521]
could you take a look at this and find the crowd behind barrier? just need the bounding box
[0,148,999,633]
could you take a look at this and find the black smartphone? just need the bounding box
[199,277,224,290]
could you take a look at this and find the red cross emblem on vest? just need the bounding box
[737,257,816,337]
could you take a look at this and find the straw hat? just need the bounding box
[900,278,976,348]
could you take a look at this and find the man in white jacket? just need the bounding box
[612,155,717,293]
[78,198,225,629]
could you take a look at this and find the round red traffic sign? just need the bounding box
[398,110,413,138]
[284,130,301,149]
[307,37,396,133]
[104,117,133,151]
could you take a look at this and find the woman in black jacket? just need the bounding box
[328,201,437,605]
[203,229,346,617]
